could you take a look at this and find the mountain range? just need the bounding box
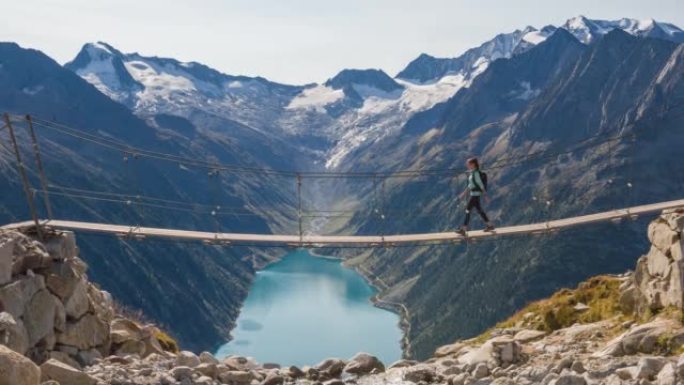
[0,15,683,358]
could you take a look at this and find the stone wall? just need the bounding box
[0,230,169,371]
[621,209,684,316]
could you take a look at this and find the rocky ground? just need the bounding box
[1,209,684,385]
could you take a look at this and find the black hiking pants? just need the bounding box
[463,195,489,227]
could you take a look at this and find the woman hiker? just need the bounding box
[457,157,495,235]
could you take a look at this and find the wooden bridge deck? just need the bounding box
[3,199,684,246]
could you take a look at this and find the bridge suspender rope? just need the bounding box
[297,173,303,244]
[3,113,43,240]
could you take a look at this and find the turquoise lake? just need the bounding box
[215,250,402,367]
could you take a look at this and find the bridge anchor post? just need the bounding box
[3,114,43,240]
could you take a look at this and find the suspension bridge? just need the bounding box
[1,113,683,247]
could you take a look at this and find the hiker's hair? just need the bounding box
[467,157,480,169]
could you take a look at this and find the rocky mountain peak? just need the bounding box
[325,69,404,94]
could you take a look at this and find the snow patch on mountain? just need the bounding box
[287,85,345,112]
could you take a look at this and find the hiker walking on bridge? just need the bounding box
[457,157,494,235]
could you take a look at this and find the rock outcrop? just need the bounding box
[0,230,177,384]
[622,209,684,316]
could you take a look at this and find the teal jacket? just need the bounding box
[467,169,486,197]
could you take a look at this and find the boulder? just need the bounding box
[287,365,305,378]
[199,351,219,365]
[43,261,81,300]
[196,362,218,378]
[48,350,82,369]
[23,289,59,346]
[195,376,214,385]
[44,231,77,261]
[0,311,29,354]
[598,319,683,357]
[0,344,40,385]
[656,362,677,385]
[218,370,254,385]
[491,338,522,366]
[0,274,45,318]
[648,219,679,254]
[15,244,52,274]
[646,246,672,278]
[403,365,437,383]
[64,279,90,319]
[315,358,346,376]
[261,373,284,385]
[110,318,143,344]
[56,313,109,350]
[170,365,193,381]
[555,371,586,385]
[343,352,385,374]
[175,350,200,367]
[114,339,145,356]
[0,237,14,285]
[513,329,546,343]
[635,357,666,380]
[86,285,114,323]
[472,363,489,379]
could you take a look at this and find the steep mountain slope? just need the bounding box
[340,30,684,358]
[0,42,297,352]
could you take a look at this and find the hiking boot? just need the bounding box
[484,224,495,232]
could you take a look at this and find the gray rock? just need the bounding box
[472,363,489,379]
[0,344,41,385]
[570,360,585,374]
[261,373,284,385]
[196,362,218,379]
[648,219,679,254]
[404,365,437,383]
[0,311,29,354]
[48,350,82,369]
[56,313,109,350]
[389,359,418,368]
[24,289,59,346]
[0,274,45,318]
[200,351,219,365]
[555,372,586,385]
[316,358,346,376]
[64,279,90,319]
[635,357,666,380]
[175,350,200,368]
[195,375,214,385]
[656,362,677,385]
[287,365,304,378]
[43,260,81,300]
[44,231,77,260]
[40,358,97,385]
[0,237,14,285]
[170,365,193,381]
[219,370,254,385]
[344,352,385,375]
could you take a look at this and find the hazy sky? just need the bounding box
[3,0,683,84]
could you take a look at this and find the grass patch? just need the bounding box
[493,275,624,333]
[154,329,180,353]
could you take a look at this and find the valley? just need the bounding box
[1,14,684,366]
